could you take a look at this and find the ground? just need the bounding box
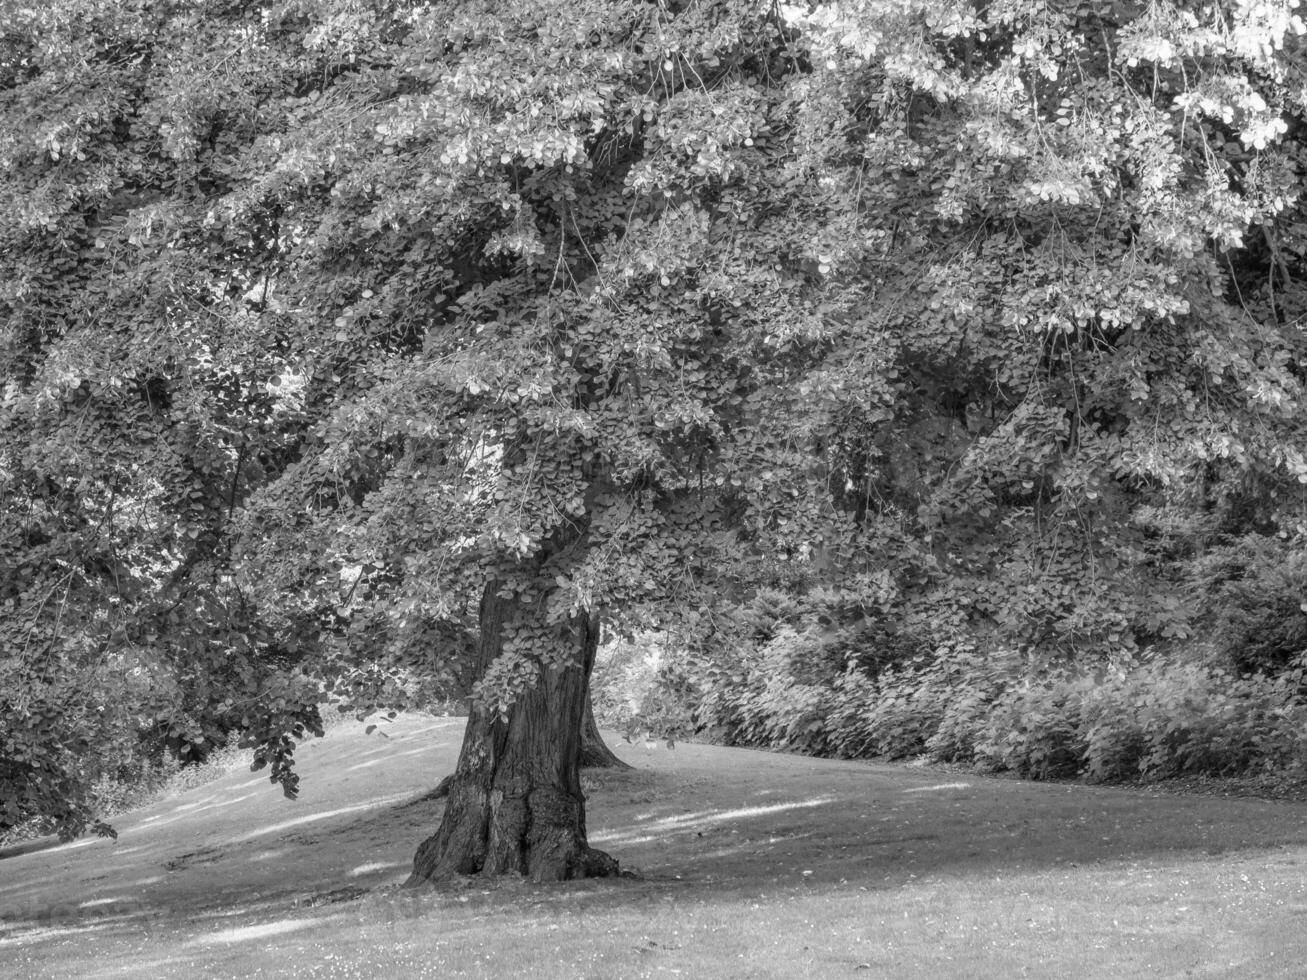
[2,714,1306,978]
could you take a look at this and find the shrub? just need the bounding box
[829,662,947,758]
[1078,673,1149,781]
[680,627,836,751]
[919,656,1306,782]
[973,678,1087,779]
[1188,534,1307,675]
[681,621,1307,787]
[616,598,1307,791]
[86,730,249,821]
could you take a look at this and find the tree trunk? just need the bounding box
[405,585,619,884]
[578,613,632,769]
[579,692,633,770]
[419,628,629,803]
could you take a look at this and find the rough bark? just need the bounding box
[420,637,627,801]
[405,585,619,884]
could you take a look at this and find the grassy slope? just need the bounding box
[2,714,1306,979]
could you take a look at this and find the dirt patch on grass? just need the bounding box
[2,716,1306,978]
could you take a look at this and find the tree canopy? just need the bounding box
[3,0,1306,876]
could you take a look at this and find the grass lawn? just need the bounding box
[2,714,1305,979]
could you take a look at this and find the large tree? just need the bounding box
[233,0,860,881]
[4,0,1306,883]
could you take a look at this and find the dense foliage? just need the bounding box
[3,0,1307,848]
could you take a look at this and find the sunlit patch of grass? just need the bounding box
[226,794,412,843]
[186,917,317,945]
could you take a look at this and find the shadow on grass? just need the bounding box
[0,836,65,861]
[5,750,1307,954]
[583,769,1307,895]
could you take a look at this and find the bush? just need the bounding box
[829,663,946,758]
[85,752,183,819]
[679,614,1307,787]
[1078,674,1149,781]
[974,679,1086,779]
[729,628,838,753]
[86,730,249,821]
[1188,534,1307,675]
[685,625,836,749]
[867,655,1307,783]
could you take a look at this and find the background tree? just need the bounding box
[649,0,1307,777]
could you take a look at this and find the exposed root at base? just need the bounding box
[570,845,620,880]
[402,842,620,887]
